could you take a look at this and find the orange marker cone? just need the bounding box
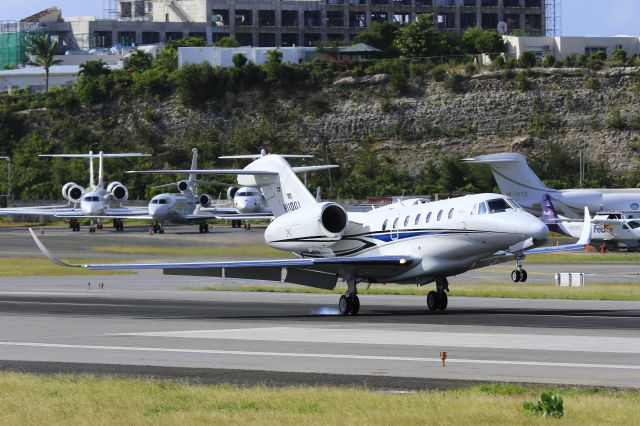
[601,244,606,254]
[585,244,589,253]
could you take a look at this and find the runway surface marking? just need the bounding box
[120,327,640,354]
[0,341,638,371]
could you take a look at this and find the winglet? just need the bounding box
[28,228,80,268]
[576,207,592,246]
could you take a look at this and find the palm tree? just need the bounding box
[26,35,63,93]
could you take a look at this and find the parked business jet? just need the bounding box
[31,154,591,315]
[464,153,640,218]
[542,194,640,251]
[0,151,150,232]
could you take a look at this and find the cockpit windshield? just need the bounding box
[158,199,168,204]
[83,196,100,202]
[627,220,640,229]
[487,198,513,214]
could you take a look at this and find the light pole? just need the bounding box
[0,156,10,200]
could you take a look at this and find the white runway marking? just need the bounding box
[0,341,637,370]
[120,327,640,354]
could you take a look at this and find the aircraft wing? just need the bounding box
[0,207,82,217]
[29,228,418,290]
[213,214,273,221]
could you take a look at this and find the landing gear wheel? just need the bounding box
[97,223,103,230]
[519,270,528,282]
[152,224,160,234]
[89,226,96,233]
[338,294,360,316]
[427,291,439,311]
[438,292,448,311]
[159,227,165,234]
[511,270,522,282]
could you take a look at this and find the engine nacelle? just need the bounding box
[227,186,238,200]
[265,202,348,252]
[62,182,84,203]
[199,194,212,208]
[107,181,129,202]
[177,180,190,193]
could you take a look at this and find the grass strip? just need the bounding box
[187,282,640,301]
[526,252,640,263]
[93,245,293,258]
[0,373,637,425]
[0,258,133,277]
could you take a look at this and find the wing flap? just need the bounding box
[285,268,337,290]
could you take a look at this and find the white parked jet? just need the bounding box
[31,154,591,315]
[464,153,640,218]
[0,151,150,232]
[542,194,640,251]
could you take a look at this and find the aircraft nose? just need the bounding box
[527,218,549,243]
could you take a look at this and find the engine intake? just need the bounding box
[107,181,129,202]
[227,186,238,200]
[199,194,212,207]
[62,182,84,203]
[265,202,348,252]
[177,180,190,193]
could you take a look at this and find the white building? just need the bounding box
[178,46,319,68]
[504,35,640,60]
[0,64,120,93]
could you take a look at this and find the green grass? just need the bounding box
[0,373,637,425]
[0,258,133,277]
[188,281,640,301]
[93,245,293,258]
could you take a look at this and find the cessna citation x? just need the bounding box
[464,153,640,218]
[0,151,149,232]
[30,154,591,315]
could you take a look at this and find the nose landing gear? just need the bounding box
[511,255,528,282]
[427,277,449,312]
[199,222,210,233]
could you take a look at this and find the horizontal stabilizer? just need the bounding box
[127,169,278,176]
[220,154,314,159]
[40,153,150,159]
[292,165,340,173]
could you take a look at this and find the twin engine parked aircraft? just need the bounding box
[31,154,591,315]
[542,194,640,251]
[464,153,640,218]
[0,151,150,232]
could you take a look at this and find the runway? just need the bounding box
[0,225,639,389]
[0,275,638,388]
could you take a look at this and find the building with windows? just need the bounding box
[9,1,546,57]
[504,36,640,60]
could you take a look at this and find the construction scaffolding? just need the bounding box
[0,22,42,69]
[545,0,562,36]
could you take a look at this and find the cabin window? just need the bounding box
[415,214,421,225]
[478,202,487,215]
[393,217,399,229]
[426,212,432,223]
[437,210,443,221]
[404,215,410,227]
[382,219,388,231]
[448,208,454,219]
[487,198,512,213]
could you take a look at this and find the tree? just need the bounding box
[612,48,628,64]
[232,53,248,68]
[394,14,440,58]
[26,35,62,93]
[124,49,153,73]
[266,49,283,64]
[352,22,400,57]
[79,60,111,78]
[214,36,240,47]
[519,51,537,68]
[462,27,505,56]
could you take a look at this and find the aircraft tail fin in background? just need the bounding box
[463,153,553,201]
[541,195,563,234]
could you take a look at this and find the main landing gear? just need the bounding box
[511,255,528,283]
[338,279,360,316]
[427,276,449,312]
[231,219,242,228]
[199,222,210,233]
[152,223,165,234]
[112,219,124,232]
[69,219,80,232]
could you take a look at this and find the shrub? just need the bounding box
[214,36,240,47]
[519,52,537,68]
[576,54,587,67]
[124,49,153,73]
[606,109,626,129]
[586,75,600,90]
[430,64,447,82]
[502,68,514,80]
[542,54,556,67]
[612,48,628,64]
[491,55,505,69]
[565,54,577,67]
[133,68,171,98]
[443,73,466,93]
[515,72,531,91]
[171,62,228,107]
[266,49,283,64]
[589,50,607,62]
[464,62,476,76]
[589,59,605,70]
[523,392,564,418]
[232,53,248,68]
[408,62,433,80]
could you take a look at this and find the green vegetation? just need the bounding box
[26,35,63,93]
[0,373,638,425]
[0,258,132,277]
[523,392,564,418]
[188,281,640,302]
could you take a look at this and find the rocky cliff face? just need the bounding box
[31,67,640,177]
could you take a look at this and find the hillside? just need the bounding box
[1,65,640,200]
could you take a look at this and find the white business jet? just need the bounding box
[0,151,150,232]
[30,154,591,315]
[464,153,640,218]
[542,194,640,251]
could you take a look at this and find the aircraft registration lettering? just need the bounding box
[283,201,301,213]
